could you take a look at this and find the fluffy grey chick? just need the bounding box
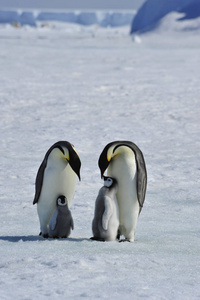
[48,195,74,238]
[91,177,119,241]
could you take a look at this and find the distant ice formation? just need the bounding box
[0,10,135,27]
[130,0,200,33]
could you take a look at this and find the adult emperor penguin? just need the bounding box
[48,195,74,238]
[91,176,119,242]
[98,141,147,242]
[33,141,81,238]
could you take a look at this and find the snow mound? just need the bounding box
[0,9,136,27]
[153,12,200,33]
[130,0,200,33]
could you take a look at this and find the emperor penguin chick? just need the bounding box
[91,177,119,242]
[48,195,74,238]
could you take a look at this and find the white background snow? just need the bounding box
[0,6,200,300]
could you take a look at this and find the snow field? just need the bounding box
[0,19,200,299]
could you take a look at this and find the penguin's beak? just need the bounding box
[65,154,70,161]
[107,155,111,162]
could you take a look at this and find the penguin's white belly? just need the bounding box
[116,183,139,239]
[37,163,76,234]
[107,152,139,241]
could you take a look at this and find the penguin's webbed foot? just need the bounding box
[51,235,68,239]
[116,229,121,240]
[90,236,105,242]
[119,238,131,243]
[39,232,49,238]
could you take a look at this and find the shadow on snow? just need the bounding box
[0,236,91,242]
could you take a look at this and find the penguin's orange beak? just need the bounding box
[65,155,70,161]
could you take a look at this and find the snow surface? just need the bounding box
[130,0,200,33]
[0,14,200,300]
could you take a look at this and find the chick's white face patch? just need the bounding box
[57,197,67,206]
[104,177,113,188]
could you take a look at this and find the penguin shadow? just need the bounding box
[0,235,91,243]
[0,235,46,242]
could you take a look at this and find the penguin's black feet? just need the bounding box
[90,236,105,242]
[119,238,131,243]
[39,232,49,238]
[116,229,121,240]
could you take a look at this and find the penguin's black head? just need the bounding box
[67,143,81,181]
[98,141,137,178]
[98,141,124,178]
[98,142,114,178]
[48,141,81,180]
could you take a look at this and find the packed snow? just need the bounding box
[0,8,200,300]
